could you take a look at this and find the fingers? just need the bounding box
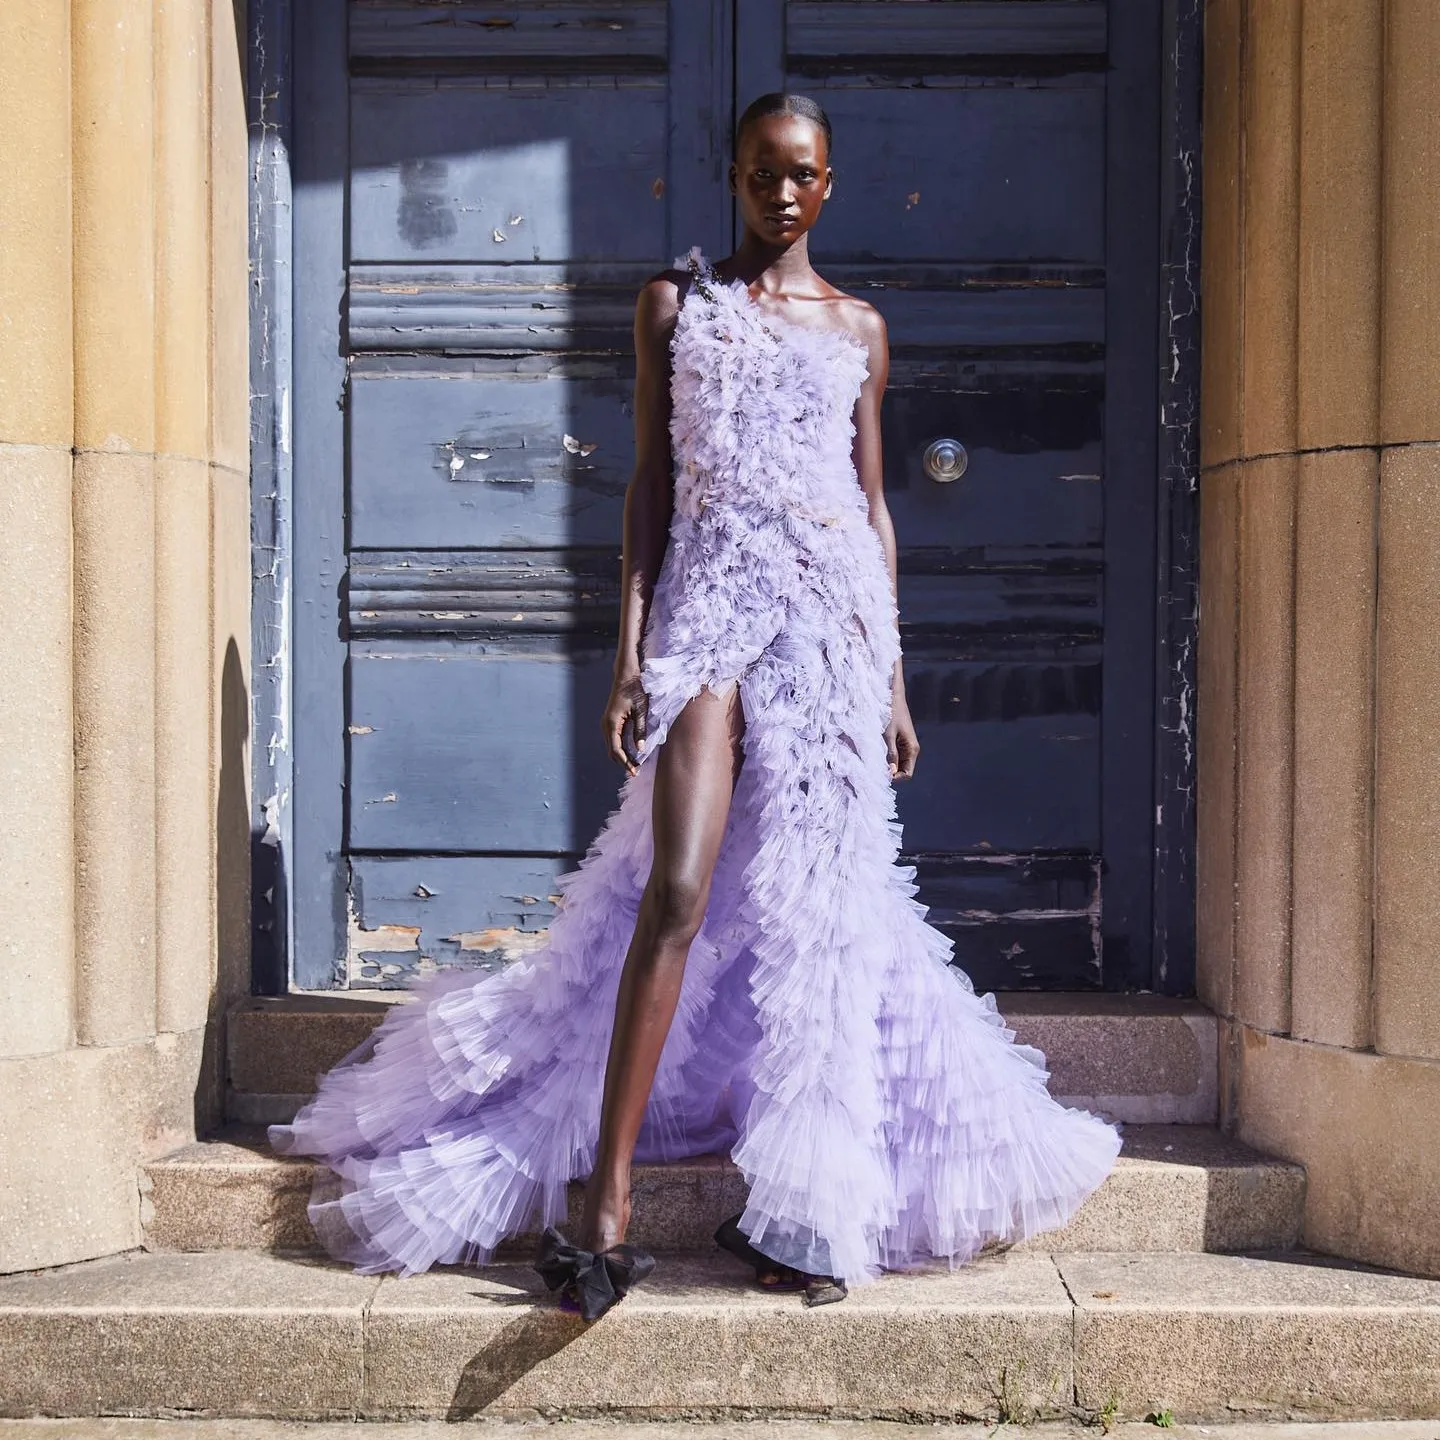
[604,709,633,773]
[898,732,920,779]
[885,725,920,780]
[619,712,641,777]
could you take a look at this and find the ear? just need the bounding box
[823,167,834,201]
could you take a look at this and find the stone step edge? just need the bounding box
[1,1249,1437,1423]
[225,1091,1217,1130]
[226,993,1221,1126]
[141,1125,1306,1257]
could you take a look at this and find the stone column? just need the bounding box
[0,0,251,1273]
[154,0,217,1042]
[209,0,253,1021]
[0,6,76,1063]
[1373,0,1440,1065]
[71,0,159,1048]
[1289,0,1382,1049]
[1198,0,1440,1278]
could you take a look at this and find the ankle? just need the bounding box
[587,1162,632,1205]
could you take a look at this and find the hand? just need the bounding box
[885,691,920,780]
[603,671,649,777]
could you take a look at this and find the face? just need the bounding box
[730,113,832,244]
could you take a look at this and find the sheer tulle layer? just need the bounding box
[270,250,1121,1284]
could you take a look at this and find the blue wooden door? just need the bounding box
[289,0,1164,993]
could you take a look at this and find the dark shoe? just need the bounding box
[533,1224,656,1322]
[713,1212,827,1297]
[803,1275,848,1307]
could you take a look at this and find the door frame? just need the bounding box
[245,0,1202,996]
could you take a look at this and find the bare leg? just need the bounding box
[580,684,745,1252]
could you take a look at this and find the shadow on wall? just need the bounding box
[198,635,251,1132]
[225,0,245,80]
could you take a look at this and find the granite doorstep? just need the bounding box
[361,1254,1074,1420]
[0,1252,378,1419]
[144,1125,1301,1258]
[226,997,394,1097]
[228,996,1222,1125]
[1063,1251,1440,1421]
[6,1422,1440,1440]
[4,1249,1438,1421]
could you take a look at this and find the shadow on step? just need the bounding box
[447,1310,583,1419]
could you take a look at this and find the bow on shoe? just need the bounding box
[533,1225,657,1323]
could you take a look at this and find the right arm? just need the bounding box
[603,276,680,775]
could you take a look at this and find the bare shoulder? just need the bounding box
[829,290,887,351]
[812,273,886,350]
[636,268,686,332]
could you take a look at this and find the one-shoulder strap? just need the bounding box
[678,245,720,303]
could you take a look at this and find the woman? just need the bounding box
[271,92,1121,1321]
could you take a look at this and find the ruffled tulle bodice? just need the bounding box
[639,249,899,754]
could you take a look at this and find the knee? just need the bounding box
[643,870,709,948]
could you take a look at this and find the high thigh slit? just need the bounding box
[270,247,1121,1287]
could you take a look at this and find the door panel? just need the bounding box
[350,82,671,262]
[348,368,633,548]
[745,1,1146,989]
[349,649,616,853]
[801,86,1105,263]
[290,0,1160,991]
[297,0,732,988]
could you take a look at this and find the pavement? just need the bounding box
[2,1418,1439,1440]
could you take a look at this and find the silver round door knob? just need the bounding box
[923,437,968,483]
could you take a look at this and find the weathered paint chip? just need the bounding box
[446,927,549,963]
[355,924,420,953]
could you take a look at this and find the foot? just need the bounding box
[534,1225,656,1322]
[755,1259,807,1291]
[713,1214,845,1301]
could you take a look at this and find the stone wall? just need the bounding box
[0,0,250,1273]
[1199,0,1440,1276]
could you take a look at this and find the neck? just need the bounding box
[728,228,814,293]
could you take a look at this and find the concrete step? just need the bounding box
[2,1249,1438,1422]
[10,1422,1440,1440]
[141,1125,1304,1258]
[226,991,1220,1126]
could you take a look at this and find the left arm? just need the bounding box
[850,303,919,780]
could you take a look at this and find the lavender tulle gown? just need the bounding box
[270,249,1121,1287]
